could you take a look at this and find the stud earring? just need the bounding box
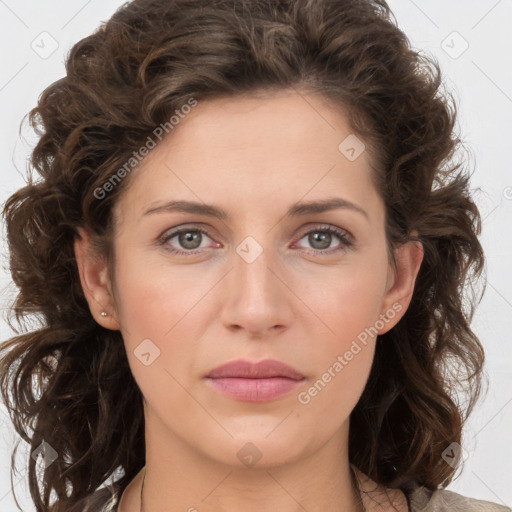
[100,311,108,317]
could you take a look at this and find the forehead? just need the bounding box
[162,89,359,158]
[112,89,383,225]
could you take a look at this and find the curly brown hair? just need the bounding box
[0,0,486,511]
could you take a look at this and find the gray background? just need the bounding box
[0,0,511,510]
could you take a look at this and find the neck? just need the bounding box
[132,415,366,512]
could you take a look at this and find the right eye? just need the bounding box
[159,226,219,255]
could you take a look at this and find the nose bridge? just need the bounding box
[221,230,292,333]
[233,233,279,301]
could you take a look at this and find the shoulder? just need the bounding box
[57,482,512,512]
[407,484,511,512]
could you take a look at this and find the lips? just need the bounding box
[206,359,304,380]
[205,359,305,402]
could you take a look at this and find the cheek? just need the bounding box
[303,256,388,346]
[111,250,215,388]
[295,267,384,413]
[112,250,201,338]
[295,342,375,437]
[293,253,388,407]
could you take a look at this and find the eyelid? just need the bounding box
[295,223,353,242]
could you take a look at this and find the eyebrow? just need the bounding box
[142,197,369,221]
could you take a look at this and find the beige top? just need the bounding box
[74,483,511,512]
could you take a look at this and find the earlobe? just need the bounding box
[378,239,424,335]
[74,227,120,330]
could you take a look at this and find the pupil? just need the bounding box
[180,231,200,249]
[310,232,331,249]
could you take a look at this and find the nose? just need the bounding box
[219,235,294,338]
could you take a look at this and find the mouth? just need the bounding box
[205,359,305,402]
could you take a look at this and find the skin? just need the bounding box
[74,89,423,512]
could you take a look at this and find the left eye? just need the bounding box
[295,226,353,253]
[160,225,353,255]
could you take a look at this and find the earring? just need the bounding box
[100,311,108,317]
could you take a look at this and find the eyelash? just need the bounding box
[159,224,354,256]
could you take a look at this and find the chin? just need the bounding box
[194,422,321,470]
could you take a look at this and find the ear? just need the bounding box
[73,227,120,330]
[378,237,424,335]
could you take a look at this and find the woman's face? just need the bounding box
[76,89,422,469]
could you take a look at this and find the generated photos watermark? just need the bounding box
[297,302,403,405]
[93,97,198,200]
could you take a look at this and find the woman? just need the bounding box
[0,0,509,511]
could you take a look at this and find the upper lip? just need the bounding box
[206,359,304,380]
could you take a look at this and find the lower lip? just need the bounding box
[206,377,304,402]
